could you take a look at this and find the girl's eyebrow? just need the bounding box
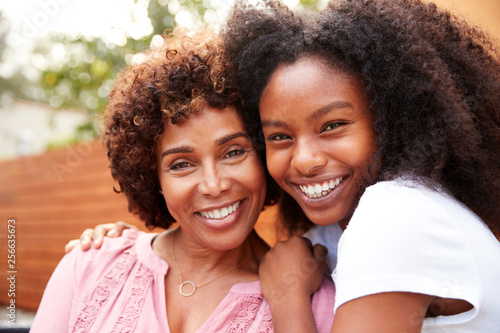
[307,101,353,123]
[161,132,249,159]
[261,119,287,128]
[261,100,353,128]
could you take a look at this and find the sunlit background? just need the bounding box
[0,0,327,329]
[0,0,498,158]
[0,0,498,330]
[0,0,235,158]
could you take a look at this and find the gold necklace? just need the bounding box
[171,230,253,297]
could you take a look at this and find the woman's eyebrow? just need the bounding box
[161,133,248,159]
[161,146,193,159]
[216,132,249,146]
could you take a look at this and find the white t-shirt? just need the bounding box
[333,179,500,332]
[304,223,343,274]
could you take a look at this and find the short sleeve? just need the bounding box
[31,229,145,332]
[30,246,81,332]
[333,181,481,320]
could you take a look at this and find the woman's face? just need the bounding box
[157,106,267,251]
[259,56,377,229]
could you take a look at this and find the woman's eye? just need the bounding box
[170,161,191,170]
[225,149,246,158]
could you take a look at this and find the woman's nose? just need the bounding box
[197,165,231,196]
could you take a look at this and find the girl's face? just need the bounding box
[259,57,377,229]
[157,106,267,251]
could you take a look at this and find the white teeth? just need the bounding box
[307,185,314,194]
[199,201,240,220]
[299,177,344,199]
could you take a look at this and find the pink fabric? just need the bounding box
[31,229,335,332]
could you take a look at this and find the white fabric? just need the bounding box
[332,179,500,332]
[304,223,343,274]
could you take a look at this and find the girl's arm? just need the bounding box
[331,292,432,332]
[259,236,328,333]
[259,237,434,333]
[65,221,136,252]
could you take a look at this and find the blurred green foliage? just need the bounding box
[31,0,182,139]
[2,0,322,142]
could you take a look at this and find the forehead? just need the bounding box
[161,105,246,142]
[259,57,368,120]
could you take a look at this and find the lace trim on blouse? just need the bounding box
[225,294,273,332]
[258,308,273,333]
[111,264,154,333]
[73,249,154,332]
[71,241,274,332]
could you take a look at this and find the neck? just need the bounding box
[153,228,266,277]
[177,230,254,273]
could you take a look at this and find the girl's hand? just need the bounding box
[64,221,136,253]
[259,236,327,332]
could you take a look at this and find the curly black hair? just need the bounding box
[223,0,500,236]
[104,30,280,229]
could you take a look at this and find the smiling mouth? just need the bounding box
[298,177,344,199]
[198,201,241,219]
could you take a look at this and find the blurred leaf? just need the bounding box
[3,0,323,145]
[299,0,325,12]
[44,72,58,86]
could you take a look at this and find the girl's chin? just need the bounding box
[302,209,337,226]
[301,204,353,228]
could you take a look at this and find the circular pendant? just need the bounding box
[179,281,196,297]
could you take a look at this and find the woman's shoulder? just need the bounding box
[67,228,143,256]
[65,229,155,276]
[312,277,336,332]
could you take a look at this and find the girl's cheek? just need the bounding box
[267,156,287,183]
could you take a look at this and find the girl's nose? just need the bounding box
[291,139,327,175]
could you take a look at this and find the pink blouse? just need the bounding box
[31,229,335,332]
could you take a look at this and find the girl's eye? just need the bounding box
[322,122,342,133]
[268,134,291,141]
[169,161,191,170]
[225,149,246,158]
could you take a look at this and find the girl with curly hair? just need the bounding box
[223,0,500,331]
[31,30,335,332]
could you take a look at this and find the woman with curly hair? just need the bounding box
[66,0,500,330]
[222,0,500,331]
[30,30,335,332]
